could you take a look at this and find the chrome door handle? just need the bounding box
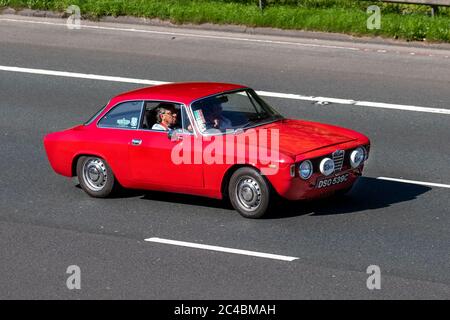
[131,139,142,146]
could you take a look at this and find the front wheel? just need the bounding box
[228,167,272,219]
[76,156,116,198]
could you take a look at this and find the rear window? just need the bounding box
[97,101,143,129]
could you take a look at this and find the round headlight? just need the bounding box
[298,160,313,180]
[350,147,365,168]
[319,158,335,176]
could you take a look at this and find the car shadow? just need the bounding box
[76,177,431,218]
[266,177,431,219]
[139,190,231,210]
[76,183,229,209]
[99,187,229,210]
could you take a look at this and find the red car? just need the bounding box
[44,82,370,218]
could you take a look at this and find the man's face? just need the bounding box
[162,109,177,126]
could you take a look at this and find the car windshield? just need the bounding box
[190,89,283,134]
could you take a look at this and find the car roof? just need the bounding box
[110,82,248,106]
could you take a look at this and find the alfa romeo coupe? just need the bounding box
[44,82,370,218]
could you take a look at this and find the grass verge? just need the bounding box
[0,0,449,42]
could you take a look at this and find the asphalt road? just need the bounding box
[0,15,449,299]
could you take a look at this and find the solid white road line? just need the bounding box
[0,17,359,51]
[258,91,450,115]
[0,65,168,86]
[377,177,450,189]
[1,65,450,116]
[145,237,299,262]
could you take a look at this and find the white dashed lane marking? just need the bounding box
[377,177,450,189]
[145,237,299,261]
[1,65,450,116]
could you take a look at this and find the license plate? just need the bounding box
[316,173,349,189]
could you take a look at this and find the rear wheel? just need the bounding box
[228,167,272,218]
[76,156,116,197]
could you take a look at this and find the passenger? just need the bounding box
[152,104,178,131]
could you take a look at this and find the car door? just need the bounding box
[128,102,203,188]
[95,100,144,185]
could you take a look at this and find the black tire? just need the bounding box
[228,167,272,218]
[76,156,116,198]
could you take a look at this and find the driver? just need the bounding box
[204,101,232,130]
[152,104,178,131]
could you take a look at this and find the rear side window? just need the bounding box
[98,101,143,129]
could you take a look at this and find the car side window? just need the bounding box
[141,101,190,133]
[98,101,143,129]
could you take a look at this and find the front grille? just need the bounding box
[332,150,345,172]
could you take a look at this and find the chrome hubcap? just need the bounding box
[83,158,107,191]
[236,177,261,211]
